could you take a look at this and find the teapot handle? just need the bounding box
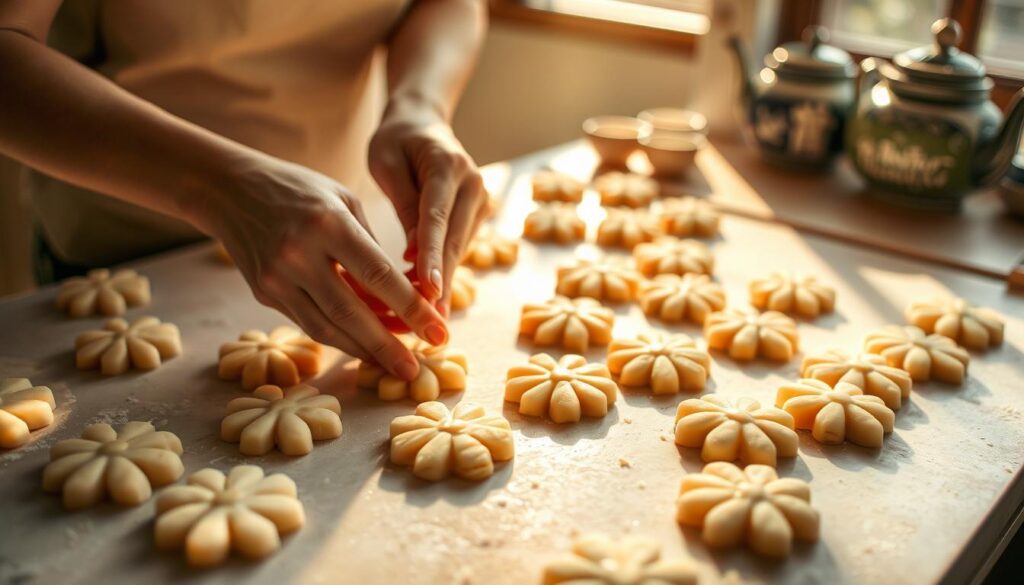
[857,57,882,100]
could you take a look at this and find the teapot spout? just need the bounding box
[727,35,754,110]
[975,87,1024,187]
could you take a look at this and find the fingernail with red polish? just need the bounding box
[395,359,419,382]
[429,268,442,296]
[425,323,448,346]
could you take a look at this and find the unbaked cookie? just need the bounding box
[639,273,725,325]
[607,332,711,394]
[0,378,56,449]
[532,170,585,203]
[43,421,184,509]
[389,401,514,481]
[660,197,720,238]
[462,226,519,269]
[504,353,617,423]
[801,350,912,410]
[218,326,321,391]
[596,208,662,250]
[594,172,658,208]
[555,258,642,303]
[749,272,836,318]
[519,296,614,353]
[357,338,467,402]
[674,395,797,466]
[75,316,182,375]
[523,203,586,244]
[450,266,476,310]
[155,465,305,567]
[905,297,1004,349]
[676,462,819,558]
[221,384,342,456]
[543,533,698,585]
[56,268,150,317]
[775,379,894,448]
[633,237,713,278]
[704,307,799,362]
[863,325,969,384]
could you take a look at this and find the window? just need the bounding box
[978,0,1024,76]
[819,0,947,53]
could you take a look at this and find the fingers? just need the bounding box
[270,282,373,365]
[438,178,485,315]
[416,165,459,301]
[368,148,420,239]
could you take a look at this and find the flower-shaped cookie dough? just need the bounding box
[0,378,56,449]
[863,325,969,384]
[450,266,477,310]
[56,268,150,317]
[519,296,614,353]
[155,465,305,567]
[357,338,467,402]
[607,332,711,394]
[389,401,514,481]
[462,226,519,269]
[639,273,726,325]
[633,237,713,278]
[543,533,698,585]
[524,203,586,244]
[776,379,894,447]
[218,326,321,391]
[532,170,585,203]
[801,350,912,410]
[674,396,798,466]
[555,258,642,303]
[676,462,819,558]
[660,197,720,238]
[905,297,1005,349]
[704,307,799,362]
[221,384,342,456]
[505,353,617,423]
[42,421,184,509]
[749,272,836,318]
[596,208,662,250]
[75,316,182,375]
[594,172,658,208]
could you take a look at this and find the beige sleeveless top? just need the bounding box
[34,0,409,266]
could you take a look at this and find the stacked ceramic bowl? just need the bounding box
[582,108,707,179]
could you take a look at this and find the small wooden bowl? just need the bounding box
[582,116,651,168]
[638,108,708,135]
[639,132,704,178]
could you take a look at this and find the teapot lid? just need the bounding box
[890,18,992,97]
[766,26,855,80]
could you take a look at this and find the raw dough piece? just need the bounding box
[75,316,182,375]
[0,378,56,449]
[775,379,894,447]
[532,170,585,203]
[519,296,615,352]
[749,272,836,318]
[523,203,586,244]
[801,350,912,410]
[633,237,713,277]
[674,395,797,466]
[154,465,305,567]
[555,258,641,303]
[42,421,183,509]
[504,353,617,423]
[639,273,725,325]
[450,266,477,310]
[905,297,1004,349]
[863,325,969,384]
[594,172,658,208]
[596,208,662,250]
[218,326,321,391]
[221,384,342,456]
[660,197,720,238]
[357,338,467,402]
[56,268,150,317]
[542,533,698,585]
[389,401,514,481]
[462,225,519,269]
[607,332,711,394]
[676,462,819,558]
[704,307,799,362]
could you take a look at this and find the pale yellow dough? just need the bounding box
[749,272,836,318]
[505,353,618,423]
[596,208,662,250]
[462,225,519,269]
[56,268,150,317]
[221,384,342,456]
[555,258,641,303]
[519,296,615,353]
[776,379,894,447]
[905,297,1004,349]
[674,395,798,466]
[75,316,182,375]
[660,197,720,238]
[863,325,969,384]
[633,237,713,278]
[607,332,711,394]
[639,273,725,325]
[218,326,321,391]
[542,533,698,585]
[532,170,585,203]
[676,462,819,558]
[155,465,305,567]
[389,401,514,481]
[357,338,467,402]
[43,421,184,509]
[704,307,799,362]
[524,203,586,244]
[0,378,56,449]
[594,172,658,208]
[450,266,477,310]
[801,350,912,410]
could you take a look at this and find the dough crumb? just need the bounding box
[659,435,670,442]
[618,457,632,468]
[623,417,633,424]
[637,481,647,490]
[531,480,541,489]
